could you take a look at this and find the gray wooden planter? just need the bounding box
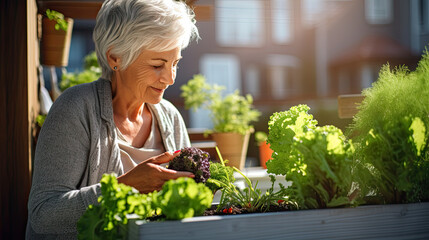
[128,202,429,240]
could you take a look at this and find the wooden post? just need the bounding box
[0,0,39,238]
[337,94,365,119]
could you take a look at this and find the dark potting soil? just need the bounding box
[203,204,290,216]
[146,204,290,221]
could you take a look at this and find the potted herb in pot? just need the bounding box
[255,131,273,169]
[40,9,74,67]
[181,74,261,169]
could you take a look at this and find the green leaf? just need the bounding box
[409,117,426,156]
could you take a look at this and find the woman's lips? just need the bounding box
[151,87,165,93]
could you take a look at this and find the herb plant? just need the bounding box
[205,161,235,193]
[181,74,261,135]
[167,147,211,183]
[349,51,429,204]
[266,105,357,209]
[46,9,68,31]
[209,148,288,212]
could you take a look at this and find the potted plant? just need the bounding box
[40,9,73,67]
[254,131,273,169]
[181,74,261,169]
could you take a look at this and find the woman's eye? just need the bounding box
[153,65,162,69]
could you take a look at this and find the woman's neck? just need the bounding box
[111,76,145,121]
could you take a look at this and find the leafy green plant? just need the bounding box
[46,9,68,31]
[36,114,46,127]
[349,51,429,204]
[255,131,268,146]
[208,147,288,212]
[205,161,235,194]
[181,74,261,135]
[155,178,213,220]
[60,51,101,91]
[77,174,155,240]
[167,147,211,183]
[266,105,357,209]
[78,174,213,239]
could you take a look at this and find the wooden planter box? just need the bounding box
[128,202,429,240]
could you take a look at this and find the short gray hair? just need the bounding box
[93,0,199,80]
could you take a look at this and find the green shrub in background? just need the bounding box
[60,51,101,91]
[349,50,429,204]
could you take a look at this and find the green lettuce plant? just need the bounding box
[154,178,212,220]
[266,105,357,209]
[181,74,261,135]
[349,50,429,204]
[78,174,212,239]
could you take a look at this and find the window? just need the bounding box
[365,0,393,24]
[420,0,429,33]
[216,0,264,47]
[301,0,324,27]
[245,65,260,99]
[270,66,289,99]
[271,0,293,44]
[360,64,375,89]
[189,54,241,129]
[338,69,351,94]
[267,54,299,99]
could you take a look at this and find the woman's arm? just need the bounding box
[28,89,100,235]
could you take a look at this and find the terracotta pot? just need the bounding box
[41,17,73,66]
[259,141,273,169]
[211,132,250,170]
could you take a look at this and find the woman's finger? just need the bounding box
[147,150,181,165]
[159,166,195,180]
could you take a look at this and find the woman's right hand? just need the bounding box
[117,151,194,193]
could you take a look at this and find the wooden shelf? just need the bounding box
[37,0,212,21]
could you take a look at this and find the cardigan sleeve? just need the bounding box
[27,86,102,235]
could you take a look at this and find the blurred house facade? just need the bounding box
[64,0,428,130]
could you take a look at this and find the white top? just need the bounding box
[116,107,165,173]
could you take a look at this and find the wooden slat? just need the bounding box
[37,1,213,21]
[0,0,36,238]
[337,94,365,119]
[193,5,212,21]
[37,1,102,19]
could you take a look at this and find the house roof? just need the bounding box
[330,35,419,67]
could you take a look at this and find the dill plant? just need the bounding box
[349,51,429,203]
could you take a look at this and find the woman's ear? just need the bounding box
[106,49,120,70]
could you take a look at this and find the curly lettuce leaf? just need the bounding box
[156,177,213,220]
[266,105,355,209]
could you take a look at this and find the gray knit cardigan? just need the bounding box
[26,78,190,239]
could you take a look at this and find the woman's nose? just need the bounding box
[161,66,176,85]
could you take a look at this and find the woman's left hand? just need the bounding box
[117,151,194,193]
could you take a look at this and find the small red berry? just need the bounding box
[228,207,233,214]
[277,199,285,204]
[223,208,228,213]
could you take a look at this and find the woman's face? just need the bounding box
[115,46,182,104]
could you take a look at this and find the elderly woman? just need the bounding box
[26,0,198,238]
